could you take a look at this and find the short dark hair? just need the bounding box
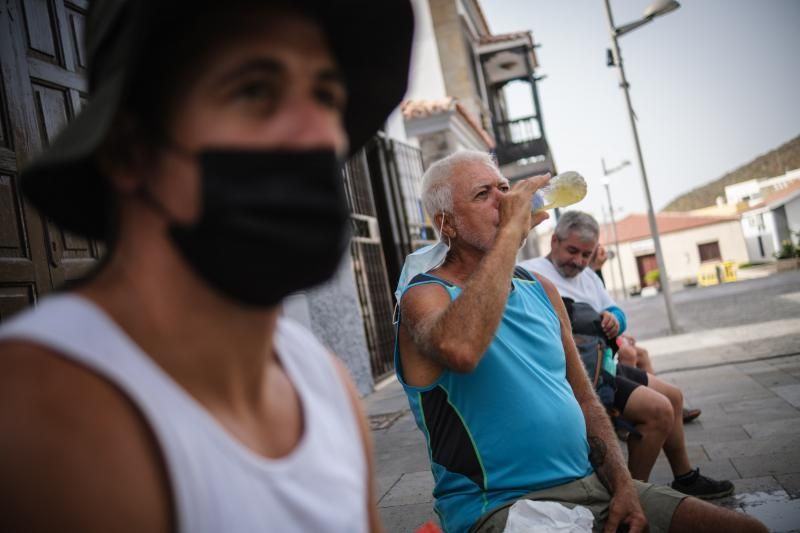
[554,211,599,242]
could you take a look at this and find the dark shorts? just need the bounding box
[614,364,649,413]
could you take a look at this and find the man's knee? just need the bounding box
[647,376,684,412]
[650,395,674,433]
[626,388,674,433]
[661,382,683,412]
[616,342,638,367]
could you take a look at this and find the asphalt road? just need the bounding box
[621,270,800,341]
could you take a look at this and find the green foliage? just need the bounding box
[775,239,800,260]
[738,261,767,269]
[644,269,660,286]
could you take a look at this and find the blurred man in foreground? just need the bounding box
[0,1,413,531]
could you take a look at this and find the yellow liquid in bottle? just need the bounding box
[536,171,587,211]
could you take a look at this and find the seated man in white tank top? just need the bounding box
[0,1,413,532]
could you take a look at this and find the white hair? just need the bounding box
[421,151,500,235]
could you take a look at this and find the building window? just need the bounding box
[757,236,765,257]
[698,241,722,263]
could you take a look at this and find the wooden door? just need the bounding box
[635,253,658,287]
[0,0,98,321]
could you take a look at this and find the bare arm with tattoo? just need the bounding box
[535,273,648,533]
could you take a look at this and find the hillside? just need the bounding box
[663,135,800,212]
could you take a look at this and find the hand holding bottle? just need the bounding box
[532,171,587,212]
[500,174,551,242]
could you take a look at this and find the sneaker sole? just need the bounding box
[682,410,702,423]
[686,487,735,500]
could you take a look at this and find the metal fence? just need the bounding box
[342,137,428,381]
[342,151,398,380]
[366,136,433,293]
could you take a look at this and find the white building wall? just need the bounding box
[406,0,448,103]
[785,196,800,239]
[763,210,780,253]
[385,108,410,142]
[600,221,749,297]
[725,180,762,205]
[724,169,800,205]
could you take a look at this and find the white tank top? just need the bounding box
[0,294,368,532]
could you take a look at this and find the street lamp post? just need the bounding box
[601,158,630,300]
[602,0,680,334]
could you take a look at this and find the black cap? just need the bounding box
[21,0,414,239]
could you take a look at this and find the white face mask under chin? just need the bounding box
[393,213,450,315]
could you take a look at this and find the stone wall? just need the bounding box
[418,129,455,169]
[429,0,483,121]
[283,254,374,395]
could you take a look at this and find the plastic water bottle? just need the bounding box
[531,171,587,212]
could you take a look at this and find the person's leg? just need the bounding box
[645,374,734,498]
[616,343,638,368]
[668,496,768,532]
[644,374,691,477]
[635,345,655,374]
[469,474,610,533]
[620,384,674,481]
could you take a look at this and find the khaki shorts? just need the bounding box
[470,473,687,533]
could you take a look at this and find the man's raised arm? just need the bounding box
[400,177,549,373]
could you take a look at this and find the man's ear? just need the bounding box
[550,233,558,249]
[97,153,142,194]
[95,112,155,194]
[435,212,456,239]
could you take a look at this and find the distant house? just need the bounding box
[738,178,800,262]
[594,213,749,297]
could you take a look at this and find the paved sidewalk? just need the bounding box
[367,273,800,532]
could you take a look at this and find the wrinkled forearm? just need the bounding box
[580,393,634,493]
[424,226,521,372]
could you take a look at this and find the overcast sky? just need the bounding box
[481,0,800,223]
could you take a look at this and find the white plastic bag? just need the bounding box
[502,500,594,533]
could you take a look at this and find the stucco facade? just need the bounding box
[599,220,749,298]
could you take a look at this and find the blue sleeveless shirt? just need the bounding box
[394,274,593,533]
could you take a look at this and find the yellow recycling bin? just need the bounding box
[720,261,737,282]
[697,261,737,287]
[697,263,720,286]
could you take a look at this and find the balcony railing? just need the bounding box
[494,115,550,166]
[496,114,541,144]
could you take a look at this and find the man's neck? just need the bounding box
[80,229,281,413]
[435,241,487,286]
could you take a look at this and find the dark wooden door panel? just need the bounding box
[21,0,61,63]
[0,285,37,323]
[23,1,97,287]
[0,0,93,318]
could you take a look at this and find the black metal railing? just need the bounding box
[340,138,428,381]
[496,114,541,145]
[342,151,398,380]
[494,115,551,166]
[387,138,433,247]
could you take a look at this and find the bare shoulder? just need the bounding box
[0,340,172,533]
[398,280,451,328]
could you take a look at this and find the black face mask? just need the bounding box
[163,149,351,307]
